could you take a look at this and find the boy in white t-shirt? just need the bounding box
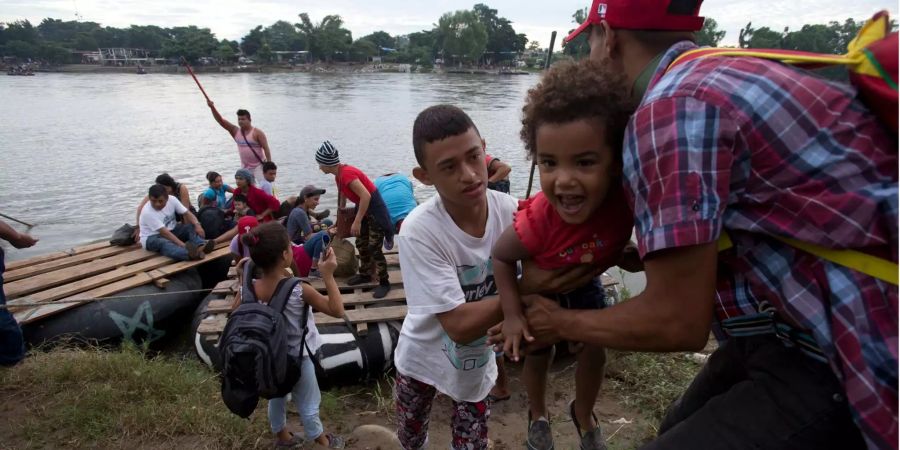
[140,184,214,261]
[394,105,517,450]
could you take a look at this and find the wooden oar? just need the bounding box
[0,212,34,229]
[181,56,211,102]
[525,31,558,199]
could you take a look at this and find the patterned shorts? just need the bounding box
[395,373,491,450]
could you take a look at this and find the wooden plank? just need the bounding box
[355,303,368,336]
[198,315,227,335]
[212,279,237,295]
[385,254,399,266]
[315,305,408,326]
[11,246,232,324]
[4,241,112,271]
[206,298,233,314]
[308,270,403,292]
[340,289,406,306]
[4,248,160,299]
[3,245,139,282]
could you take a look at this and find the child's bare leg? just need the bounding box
[524,347,554,418]
[489,355,510,400]
[573,344,606,431]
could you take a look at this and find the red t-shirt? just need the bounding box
[337,165,376,204]
[291,244,311,277]
[485,154,497,175]
[514,188,634,271]
[233,185,281,222]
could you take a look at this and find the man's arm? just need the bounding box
[133,196,149,241]
[0,219,38,248]
[349,180,371,236]
[256,129,272,162]
[524,242,718,352]
[488,159,512,182]
[180,209,205,239]
[207,100,237,135]
[437,296,504,345]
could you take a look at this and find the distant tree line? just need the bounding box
[0,3,528,67]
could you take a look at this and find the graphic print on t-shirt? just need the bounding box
[441,260,496,371]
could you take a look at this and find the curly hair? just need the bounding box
[520,59,635,159]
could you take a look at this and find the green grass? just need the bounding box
[605,351,699,423]
[0,344,272,449]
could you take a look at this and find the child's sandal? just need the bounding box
[568,400,606,450]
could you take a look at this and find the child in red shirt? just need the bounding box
[492,60,635,450]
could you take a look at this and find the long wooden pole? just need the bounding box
[181,57,211,102]
[525,31,558,199]
[0,212,34,228]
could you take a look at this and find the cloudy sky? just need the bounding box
[2,0,897,48]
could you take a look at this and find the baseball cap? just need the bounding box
[565,0,705,43]
[237,216,259,236]
[300,185,326,198]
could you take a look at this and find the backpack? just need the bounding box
[668,11,898,134]
[219,261,310,418]
[197,206,226,240]
[109,223,136,246]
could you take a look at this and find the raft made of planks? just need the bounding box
[4,240,231,325]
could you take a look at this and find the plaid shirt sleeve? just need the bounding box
[624,95,741,258]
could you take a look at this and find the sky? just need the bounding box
[2,0,898,49]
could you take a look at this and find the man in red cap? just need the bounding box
[513,1,898,448]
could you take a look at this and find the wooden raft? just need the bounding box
[4,240,232,325]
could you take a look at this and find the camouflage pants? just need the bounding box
[357,213,388,282]
[395,373,491,450]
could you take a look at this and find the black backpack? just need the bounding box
[197,206,226,240]
[219,262,310,418]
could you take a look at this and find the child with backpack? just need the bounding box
[235,222,346,448]
[492,60,635,450]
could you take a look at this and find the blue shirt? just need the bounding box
[202,184,231,209]
[374,174,417,226]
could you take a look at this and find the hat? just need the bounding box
[235,168,254,184]
[237,216,259,236]
[564,0,705,43]
[316,141,340,166]
[300,185,326,198]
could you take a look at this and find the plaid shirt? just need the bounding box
[623,41,898,449]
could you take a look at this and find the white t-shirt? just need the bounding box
[394,189,517,402]
[139,196,188,249]
[258,179,276,199]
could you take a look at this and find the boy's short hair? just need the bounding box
[520,59,635,159]
[233,194,248,204]
[412,105,481,167]
[148,184,168,199]
[206,171,220,183]
[262,161,277,172]
[236,109,251,119]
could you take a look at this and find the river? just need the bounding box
[0,71,645,293]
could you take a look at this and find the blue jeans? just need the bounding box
[303,231,330,262]
[0,269,25,366]
[268,355,324,439]
[145,223,206,261]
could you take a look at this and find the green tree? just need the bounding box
[214,39,237,62]
[256,41,273,63]
[3,20,39,44]
[362,31,396,49]
[473,3,527,62]
[563,8,589,59]
[161,26,217,62]
[783,24,839,53]
[743,25,785,48]
[296,13,353,62]
[351,38,378,61]
[527,40,540,51]
[72,32,98,50]
[265,20,306,51]
[127,25,166,51]
[241,25,266,56]
[697,18,726,47]
[38,42,70,63]
[438,10,488,65]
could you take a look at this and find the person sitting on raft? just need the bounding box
[133,173,195,243]
[231,168,280,223]
[286,185,335,277]
[139,184,214,261]
[200,171,234,209]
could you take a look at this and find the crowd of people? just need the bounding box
[0,0,896,449]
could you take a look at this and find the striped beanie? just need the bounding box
[316,141,340,166]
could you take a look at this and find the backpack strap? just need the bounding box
[240,260,258,304]
[268,276,301,313]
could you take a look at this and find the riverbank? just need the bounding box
[17,63,537,75]
[0,343,708,449]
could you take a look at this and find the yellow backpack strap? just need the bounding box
[718,232,898,285]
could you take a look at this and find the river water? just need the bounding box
[0,71,645,293]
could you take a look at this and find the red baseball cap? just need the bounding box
[237,216,259,236]
[565,0,705,43]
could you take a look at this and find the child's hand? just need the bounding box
[318,248,338,277]
[501,315,534,362]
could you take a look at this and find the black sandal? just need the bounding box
[568,400,606,450]
[527,410,554,450]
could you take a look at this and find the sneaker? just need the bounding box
[274,432,304,448]
[383,235,394,251]
[346,274,373,286]
[527,414,554,450]
[185,241,200,260]
[203,240,216,254]
[568,400,606,450]
[313,209,331,221]
[373,281,391,299]
[323,433,345,449]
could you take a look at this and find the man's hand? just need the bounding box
[500,314,533,362]
[522,294,566,351]
[132,227,140,243]
[518,261,596,295]
[194,223,206,239]
[9,232,38,249]
[350,220,361,237]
